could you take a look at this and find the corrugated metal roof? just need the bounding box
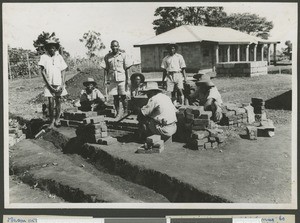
[134,25,279,46]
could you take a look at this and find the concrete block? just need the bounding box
[83,116,105,124]
[69,120,84,126]
[251,98,264,104]
[204,142,212,149]
[196,138,209,146]
[211,142,218,148]
[257,127,275,137]
[146,135,161,145]
[101,125,108,132]
[260,119,275,131]
[224,111,235,117]
[207,129,219,137]
[98,136,118,145]
[235,108,246,115]
[191,106,204,117]
[199,111,212,119]
[209,137,216,142]
[193,119,210,126]
[91,122,107,130]
[191,130,209,139]
[246,126,257,140]
[185,107,193,115]
[186,113,195,120]
[255,112,267,122]
[192,124,207,131]
[101,132,108,138]
[244,105,255,124]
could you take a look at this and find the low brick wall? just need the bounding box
[216,61,268,77]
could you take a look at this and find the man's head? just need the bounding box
[45,39,60,56]
[130,73,145,86]
[110,40,120,54]
[195,73,215,93]
[166,43,178,56]
[83,78,97,93]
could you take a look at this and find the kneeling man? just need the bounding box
[80,78,106,111]
[190,74,223,122]
[137,82,177,141]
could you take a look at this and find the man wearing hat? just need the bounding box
[38,37,68,128]
[161,43,187,105]
[80,77,106,111]
[136,82,177,140]
[130,72,146,97]
[101,40,132,118]
[190,73,223,122]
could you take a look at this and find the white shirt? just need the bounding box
[80,88,105,103]
[191,86,223,105]
[38,51,68,85]
[161,53,186,72]
[141,93,177,124]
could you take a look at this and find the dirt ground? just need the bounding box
[8,70,293,203]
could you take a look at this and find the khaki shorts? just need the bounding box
[166,72,184,91]
[147,119,177,137]
[108,81,129,96]
[44,85,68,98]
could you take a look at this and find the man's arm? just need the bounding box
[40,66,55,93]
[181,68,187,82]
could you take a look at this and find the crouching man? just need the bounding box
[79,78,106,112]
[136,82,177,141]
[190,73,223,122]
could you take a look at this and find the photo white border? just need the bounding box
[3,1,298,210]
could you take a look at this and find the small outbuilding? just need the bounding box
[134,25,280,77]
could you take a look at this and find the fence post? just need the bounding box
[8,56,12,80]
[26,53,31,79]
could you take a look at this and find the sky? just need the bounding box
[3,2,298,61]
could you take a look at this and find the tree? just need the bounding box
[79,31,106,58]
[223,13,273,39]
[153,7,227,35]
[283,40,292,60]
[33,31,70,57]
[153,8,273,39]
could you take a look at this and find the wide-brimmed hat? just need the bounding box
[193,70,216,80]
[166,42,178,50]
[140,82,163,93]
[130,72,145,83]
[195,73,214,87]
[45,38,60,48]
[83,77,97,87]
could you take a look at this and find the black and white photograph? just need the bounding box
[3,2,297,209]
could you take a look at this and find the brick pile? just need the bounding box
[174,105,226,150]
[246,119,276,139]
[136,135,165,154]
[251,98,267,122]
[61,111,98,127]
[9,119,26,147]
[220,102,255,126]
[75,116,118,145]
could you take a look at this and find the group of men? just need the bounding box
[39,38,222,141]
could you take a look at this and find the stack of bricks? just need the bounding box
[61,111,98,127]
[75,116,118,145]
[246,119,275,139]
[216,61,267,77]
[9,119,26,147]
[173,105,226,150]
[189,128,226,150]
[220,102,255,126]
[136,135,164,154]
[251,98,267,122]
[97,104,116,118]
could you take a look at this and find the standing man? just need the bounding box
[38,38,68,128]
[161,43,187,105]
[102,40,131,118]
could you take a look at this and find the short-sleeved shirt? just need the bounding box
[141,93,177,124]
[191,86,223,106]
[38,51,68,86]
[101,51,131,82]
[131,83,146,97]
[161,53,186,73]
[80,88,105,103]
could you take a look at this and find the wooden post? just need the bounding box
[227,45,230,62]
[237,45,240,62]
[273,43,277,65]
[8,57,12,80]
[215,44,219,63]
[261,44,264,61]
[26,53,31,79]
[267,44,271,65]
[246,45,249,61]
[253,44,257,61]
